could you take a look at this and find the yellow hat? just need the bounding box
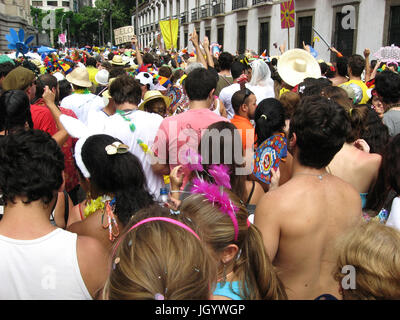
[139,90,171,111]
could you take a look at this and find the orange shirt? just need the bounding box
[230,115,255,151]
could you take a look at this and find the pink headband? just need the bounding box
[112,217,200,258]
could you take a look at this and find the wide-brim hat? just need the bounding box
[277,49,321,87]
[111,55,127,66]
[66,67,92,87]
[139,90,171,111]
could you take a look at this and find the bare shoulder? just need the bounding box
[76,235,109,298]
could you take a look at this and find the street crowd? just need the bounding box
[0,27,400,300]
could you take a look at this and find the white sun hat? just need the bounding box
[277,49,321,87]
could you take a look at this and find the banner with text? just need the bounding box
[114,26,135,45]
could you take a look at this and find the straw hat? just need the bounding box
[139,90,171,111]
[277,49,321,87]
[95,69,109,86]
[102,78,116,99]
[110,55,127,66]
[66,67,92,88]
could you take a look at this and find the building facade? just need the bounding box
[31,0,74,11]
[134,0,400,62]
[0,0,34,52]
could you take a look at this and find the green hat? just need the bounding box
[0,55,15,65]
[2,66,35,91]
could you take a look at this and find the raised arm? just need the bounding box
[190,27,207,69]
[202,36,214,68]
[43,86,69,146]
[132,35,143,67]
[364,48,371,82]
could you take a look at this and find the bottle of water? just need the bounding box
[158,187,168,205]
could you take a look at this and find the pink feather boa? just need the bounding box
[191,178,239,241]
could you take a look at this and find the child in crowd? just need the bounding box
[103,205,216,300]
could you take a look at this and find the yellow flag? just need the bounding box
[160,19,179,50]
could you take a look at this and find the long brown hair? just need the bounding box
[180,191,287,300]
[199,121,247,201]
[103,205,216,300]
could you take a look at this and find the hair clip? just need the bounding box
[170,209,181,215]
[105,142,129,155]
[261,114,268,120]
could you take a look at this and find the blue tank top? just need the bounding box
[213,281,243,300]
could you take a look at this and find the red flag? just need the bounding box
[281,0,295,29]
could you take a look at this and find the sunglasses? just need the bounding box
[242,88,252,105]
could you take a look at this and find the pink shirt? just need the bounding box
[152,108,228,176]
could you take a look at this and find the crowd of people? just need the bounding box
[1,27,400,300]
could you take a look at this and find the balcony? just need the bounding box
[252,0,273,5]
[200,4,211,19]
[212,0,225,16]
[180,11,188,24]
[232,0,247,10]
[191,7,199,21]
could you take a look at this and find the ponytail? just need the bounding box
[235,223,287,300]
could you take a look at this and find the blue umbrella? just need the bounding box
[37,46,57,54]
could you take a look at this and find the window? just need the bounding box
[259,21,269,55]
[47,1,58,6]
[232,0,247,10]
[184,32,188,48]
[297,16,313,48]
[238,25,246,54]
[217,27,224,47]
[32,1,43,6]
[205,29,211,41]
[333,9,356,58]
[176,0,180,16]
[62,1,70,7]
[389,6,400,45]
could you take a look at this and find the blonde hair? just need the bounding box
[334,221,400,300]
[180,191,287,300]
[103,205,216,300]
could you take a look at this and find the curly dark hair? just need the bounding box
[80,134,154,225]
[109,74,142,106]
[375,70,400,105]
[218,52,234,71]
[0,129,64,205]
[289,96,350,169]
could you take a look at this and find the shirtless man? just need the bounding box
[254,96,363,300]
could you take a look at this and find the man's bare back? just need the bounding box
[255,173,362,300]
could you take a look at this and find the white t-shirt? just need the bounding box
[61,93,105,125]
[245,83,275,105]
[219,83,240,120]
[0,228,92,300]
[102,110,164,198]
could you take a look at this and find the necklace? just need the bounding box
[294,172,329,181]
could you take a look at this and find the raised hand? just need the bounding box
[43,85,55,106]
[189,27,199,47]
